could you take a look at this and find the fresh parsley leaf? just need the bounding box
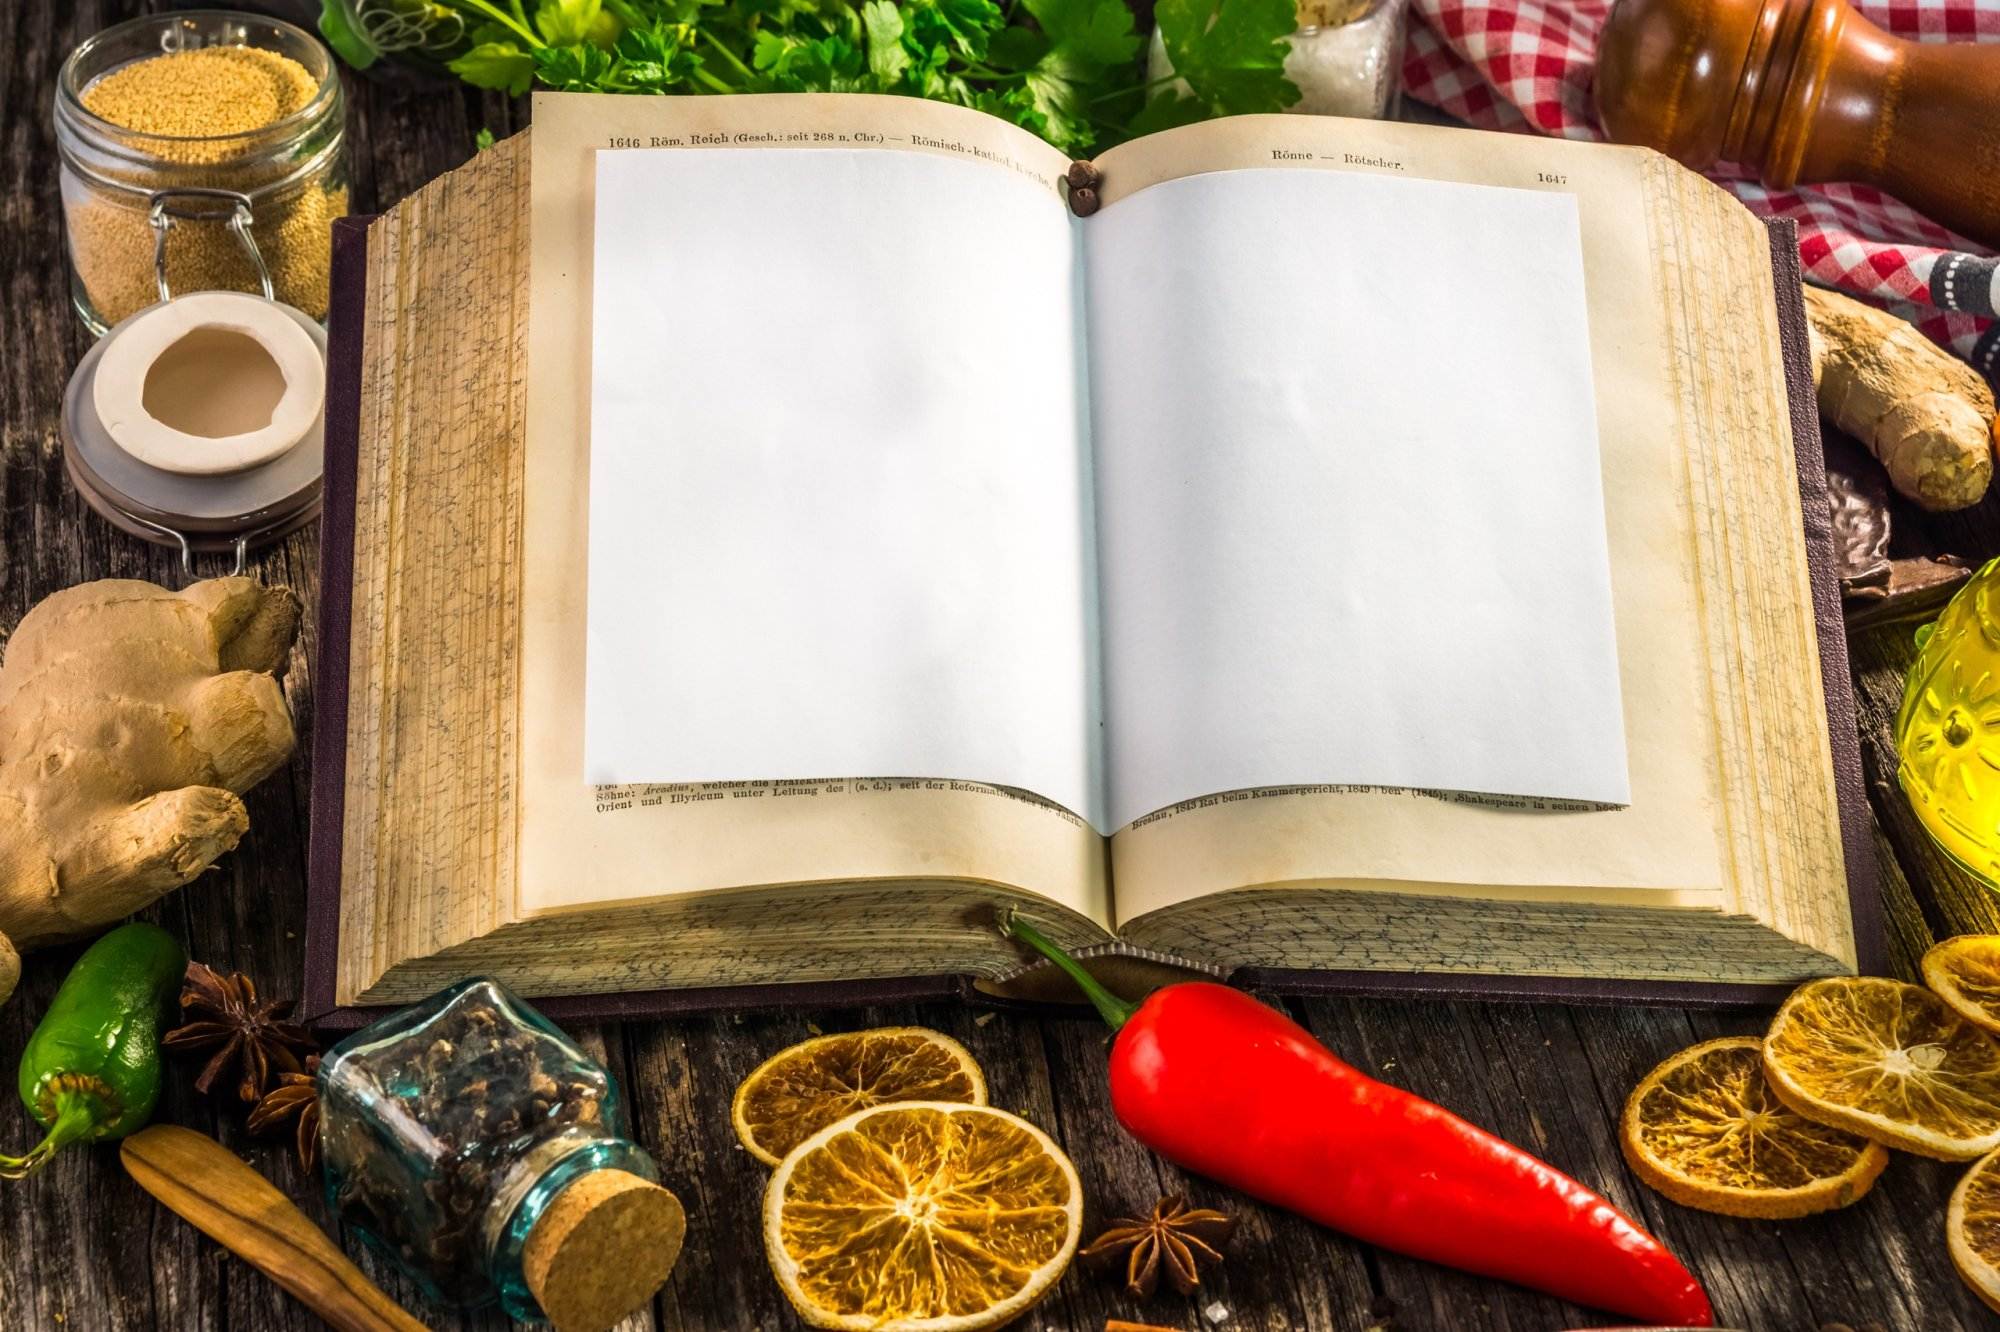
[1019,64,1093,150]
[401,0,1295,155]
[861,0,910,83]
[754,31,868,91]
[535,0,621,47]
[449,41,535,95]
[1025,0,1139,71]
[984,24,1052,71]
[1153,0,1298,115]
[900,0,1004,62]
[534,41,617,89]
[609,20,703,90]
[1124,88,1211,136]
[995,0,1142,151]
[474,126,497,150]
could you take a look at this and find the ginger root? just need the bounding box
[0,578,299,958]
[1804,283,1998,511]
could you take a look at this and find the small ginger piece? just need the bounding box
[0,578,299,952]
[1804,283,1997,511]
[0,934,16,1008]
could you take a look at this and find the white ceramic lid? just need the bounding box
[90,291,326,476]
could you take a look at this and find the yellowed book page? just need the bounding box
[521,93,1106,924]
[1098,117,1725,921]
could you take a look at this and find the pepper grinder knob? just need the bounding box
[1594,0,2000,249]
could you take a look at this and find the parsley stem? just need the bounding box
[1093,72,1180,103]
[693,65,735,94]
[699,29,758,82]
[449,0,542,47]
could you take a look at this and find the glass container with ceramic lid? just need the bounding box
[55,10,349,335]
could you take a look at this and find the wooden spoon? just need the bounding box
[120,1124,429,1332]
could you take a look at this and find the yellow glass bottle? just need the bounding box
[1897,556,2000,883]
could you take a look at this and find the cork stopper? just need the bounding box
[522,1169,686,1332]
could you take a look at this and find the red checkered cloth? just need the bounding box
[1400,0,2000,382]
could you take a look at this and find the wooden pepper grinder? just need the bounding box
[1595,0,2000,248]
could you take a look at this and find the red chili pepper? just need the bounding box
[1008,915,1713,1328]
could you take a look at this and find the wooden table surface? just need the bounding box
[6,2,2000,1328]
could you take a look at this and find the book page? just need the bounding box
[521,94,1108,925]
[1085,166,1627,830]
[586,145,1103,828]
[1092,117,1729,920]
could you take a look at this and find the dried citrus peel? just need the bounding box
[1620,1037,1887,1219]
[1951,1146,2000,1315]
[1924,936,2000,1036]
[763,1100,1081,1332]
[1763,977,2000,1161]
[732,1027,985,1167]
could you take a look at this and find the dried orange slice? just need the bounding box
[763,1101,1081,1331]
[1620,1037,1888,1218]
[733,1028,986,1168]
[1763,976,2000,1160]
[1950,1146,2000,1315]
[1924,936,2000,1035]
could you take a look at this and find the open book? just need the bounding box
[305,92,1877,1019]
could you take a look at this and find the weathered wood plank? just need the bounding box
[0,1,1994,1328]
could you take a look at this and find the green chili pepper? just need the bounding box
[0,923,186,1179]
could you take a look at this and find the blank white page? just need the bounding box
[586,149,1101,827]
[1085,167,1628,830]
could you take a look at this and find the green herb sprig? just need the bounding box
[325,0,1300,154]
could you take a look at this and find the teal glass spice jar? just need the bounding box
[319,979,686,1329]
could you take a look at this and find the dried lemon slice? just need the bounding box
[1924,936,2000,1035]
[1950,1146,2000,1315]
[733,1028,986,1168]
[1620,1037,1888,1218]
[764,1101,1082,1332]
[1764,976,2000,1160]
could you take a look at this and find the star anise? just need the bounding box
[1081,1195,1236,1299]
[162,962,319,1102]
[248,1055,322,1174]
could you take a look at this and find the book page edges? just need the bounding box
[337,135,530,1006]
[352,878,1112,1005]
[1639,152,1853,971]
[1118,882,1850,985]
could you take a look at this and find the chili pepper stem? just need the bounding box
[1004,912,1140,1030]
[0,1090,103,1179]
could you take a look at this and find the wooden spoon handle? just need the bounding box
[120,1125,429,1332]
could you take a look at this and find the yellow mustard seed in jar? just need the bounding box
[56,14,348,332]
[82,48,319,145]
